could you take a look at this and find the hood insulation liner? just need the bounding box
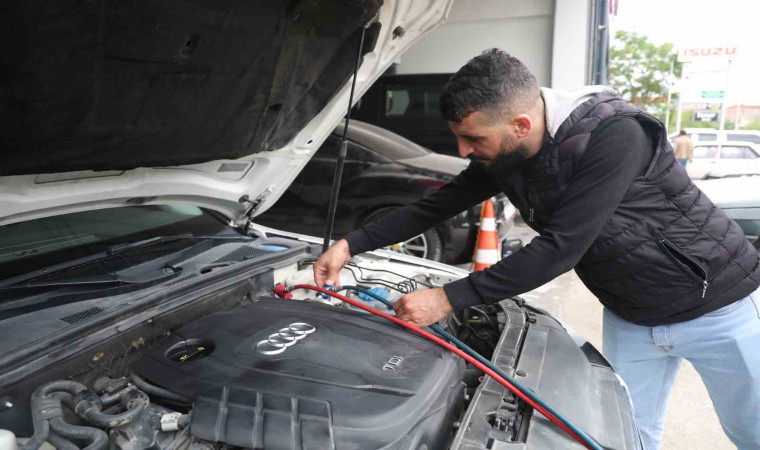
[1,0,382,176]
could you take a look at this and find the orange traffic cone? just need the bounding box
[473,199,500,271]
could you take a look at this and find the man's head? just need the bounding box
[440,49,542,172]
[679,130,687,136]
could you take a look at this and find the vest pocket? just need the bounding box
[658,239,709,298]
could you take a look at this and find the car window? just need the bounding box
[385,85,441,118]
[0,205,226,281]
[695,134,717,142]
[693,146,718,159]
[720,146,756,159]
[727,134,760,144]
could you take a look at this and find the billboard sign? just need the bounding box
[701,91,724,99]
[693,111,719,122]
[677,46,738,62]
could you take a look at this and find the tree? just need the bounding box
[609,31,682,122]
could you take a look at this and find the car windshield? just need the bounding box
[0,205,228,282]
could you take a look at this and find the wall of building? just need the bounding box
[394,0,593,89]
[395,0,556,86]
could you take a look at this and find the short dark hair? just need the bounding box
[440,49,539,123]
[679,130,687,136]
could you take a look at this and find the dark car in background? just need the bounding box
[257,120,516,264]
[352,73,459,156]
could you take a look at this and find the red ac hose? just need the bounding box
[290,284,591,449]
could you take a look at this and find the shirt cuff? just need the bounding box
[343,228,374,256]
[444,276,484,310]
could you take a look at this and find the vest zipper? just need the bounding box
[658,239,709,298]
[528,208,534,222]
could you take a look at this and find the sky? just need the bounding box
[610,0,760,106]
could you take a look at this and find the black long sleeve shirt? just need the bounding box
[344,117,654,310]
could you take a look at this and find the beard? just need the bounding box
[468,133,530,176]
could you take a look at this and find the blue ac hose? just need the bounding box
[341,284,602,450]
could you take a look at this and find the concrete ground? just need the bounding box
[502,223,734,450]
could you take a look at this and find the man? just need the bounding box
[314,49,760,449]
[673,130,694,168]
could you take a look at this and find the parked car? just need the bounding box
[683,141,760,179]
[352,73,459,156]
[0,1,640,449]
[696,176,760,248]
[668,128,760,144]
[256,120,516,264]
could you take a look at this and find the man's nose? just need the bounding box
[457,140,474,158]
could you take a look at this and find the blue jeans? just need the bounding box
[677,158,688,168]
[603,289,760,450]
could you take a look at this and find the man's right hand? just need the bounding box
[314,239,352,287]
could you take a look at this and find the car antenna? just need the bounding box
[321,26,367,254]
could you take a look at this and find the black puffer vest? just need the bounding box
[503,92,760,325]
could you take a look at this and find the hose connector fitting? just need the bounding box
[272,283,293,299]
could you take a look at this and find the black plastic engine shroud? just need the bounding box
[132,298,465,449]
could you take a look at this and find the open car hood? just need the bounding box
[0,0,454,225]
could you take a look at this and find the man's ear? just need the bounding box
[511,114,533,138]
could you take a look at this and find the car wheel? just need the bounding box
[360,208,444,262]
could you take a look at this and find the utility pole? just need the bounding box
[675,62,687,132]
[718,59,732,131]
[734,104,741,130]
[665,59,674,133]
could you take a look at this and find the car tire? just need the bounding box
[360,208,444,262]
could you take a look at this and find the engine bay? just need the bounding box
[0,238,519,450]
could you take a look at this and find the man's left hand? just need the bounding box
[394,287,454,326]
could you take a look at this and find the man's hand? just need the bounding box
[394,287,454,326]
[313,239,352,287]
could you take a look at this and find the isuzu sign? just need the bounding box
[678,46,738,62]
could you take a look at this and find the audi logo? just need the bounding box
[255,322,317,355]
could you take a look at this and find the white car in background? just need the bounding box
[697,175,760,248]
[668,128,760,145]
[685,141,760,179]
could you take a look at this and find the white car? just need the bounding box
[668,128,760,145]
[685,141,760,179]
[696,176,760,248]
[0,2,639,449]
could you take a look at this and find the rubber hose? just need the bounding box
[296,284,601,450]
[19,416,49,450]
[343,284,602,450]
[99,393,121,407]
[83,401,144,428]
[38,381,87,396]
[46,431,80,450]
[49,418,108,450]
[21,380,85,450]
[129,371,193,404]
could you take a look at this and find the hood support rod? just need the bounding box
[322,26,367,253]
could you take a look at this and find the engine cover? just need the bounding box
[132,298,464,450]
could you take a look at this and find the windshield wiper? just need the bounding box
[0,271,177,292]
[0,234,252,288]
[106,234,252,256]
